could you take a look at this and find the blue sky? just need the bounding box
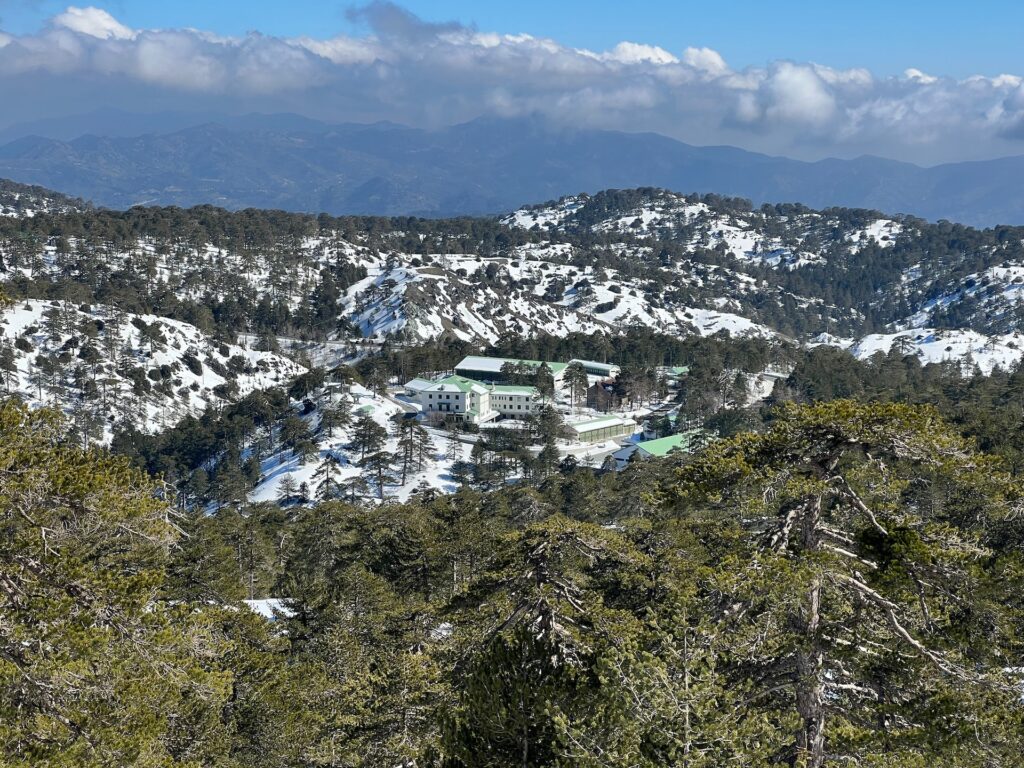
[1,2,1023,164]
[0,0,1017,78]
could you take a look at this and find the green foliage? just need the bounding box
[663,400,1024,766]
[4,395,1024,766]
[0,401,231,766]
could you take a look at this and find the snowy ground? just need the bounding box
[0,299,304,442]
[248,383,474,505]
[847,328,1024,374]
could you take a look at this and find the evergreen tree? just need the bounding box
[350,412,388,461]
[397,418,433,485]
[0,340,16,393]
[664,400,1024,767]
[0,402,232,766]
[276,472,298,504]
[564,360,589,410]
[312,452,345,501]
[319,397,352,437]
[361,450,399,501]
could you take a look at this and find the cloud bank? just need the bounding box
[1,2,1023,164]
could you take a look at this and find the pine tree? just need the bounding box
[350,413,387,461]
[664,400,1024,766]
[442,517,659,767]
[397,419,433,485]
[565,360,589,410]
[0,339,16,393]
[0,401,232,765]
[279,414,313,453]
[319,397,351,437]
[312,452,344,501]
[276,472,298,504]
[360,450,399,501]
[444,421,462,463]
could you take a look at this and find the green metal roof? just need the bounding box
[669,366,690,375]
[457,355,568,374]
[636,432,693,457]
[431,375,486,394]
[490,384,539,395]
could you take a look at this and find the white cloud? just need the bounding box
[51,6,134,41]
[602,42,679,66]
[904,68,938,85]
[764,63,836,126]
[812,63,872,88]
[682,46,728,77]
[295,35,384,66]
[0,3,1023,163]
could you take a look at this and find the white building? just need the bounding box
[409,374,545,424]
[420,375,496,424]
[488,384,542,417]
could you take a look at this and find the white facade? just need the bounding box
[419,376,496,424]
[488,385,542,417]
[410,375,545,424]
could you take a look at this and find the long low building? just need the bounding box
[566,415,637,444]
[455,355,568,385]
[569,359,620,379]
[488,384,542,417]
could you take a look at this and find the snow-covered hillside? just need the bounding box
[815,327,1024,375]
[0,179,85,218]
[248,383,471,505]
[897,262,1024,333]
[504,189,910,270]
[0,299,303,443]
[340,253,776,344]
[0,214,782,345]
[6,184,1024,378]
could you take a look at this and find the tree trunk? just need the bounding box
[795,495,826,768]
[795,577,825,768]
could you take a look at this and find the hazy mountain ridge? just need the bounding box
[2,114,1024,226]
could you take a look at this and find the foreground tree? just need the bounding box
[441,517,696,767]
[663,400,1024,767]
[0,402,231,766]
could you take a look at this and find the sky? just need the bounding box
[1,1,1023,164]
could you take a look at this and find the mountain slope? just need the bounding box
[0,298,303,443]
[6,186,1024,375]
[1,114,1024,226]
[0,178,88,218]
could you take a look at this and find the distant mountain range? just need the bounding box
[0,111,1023,226]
